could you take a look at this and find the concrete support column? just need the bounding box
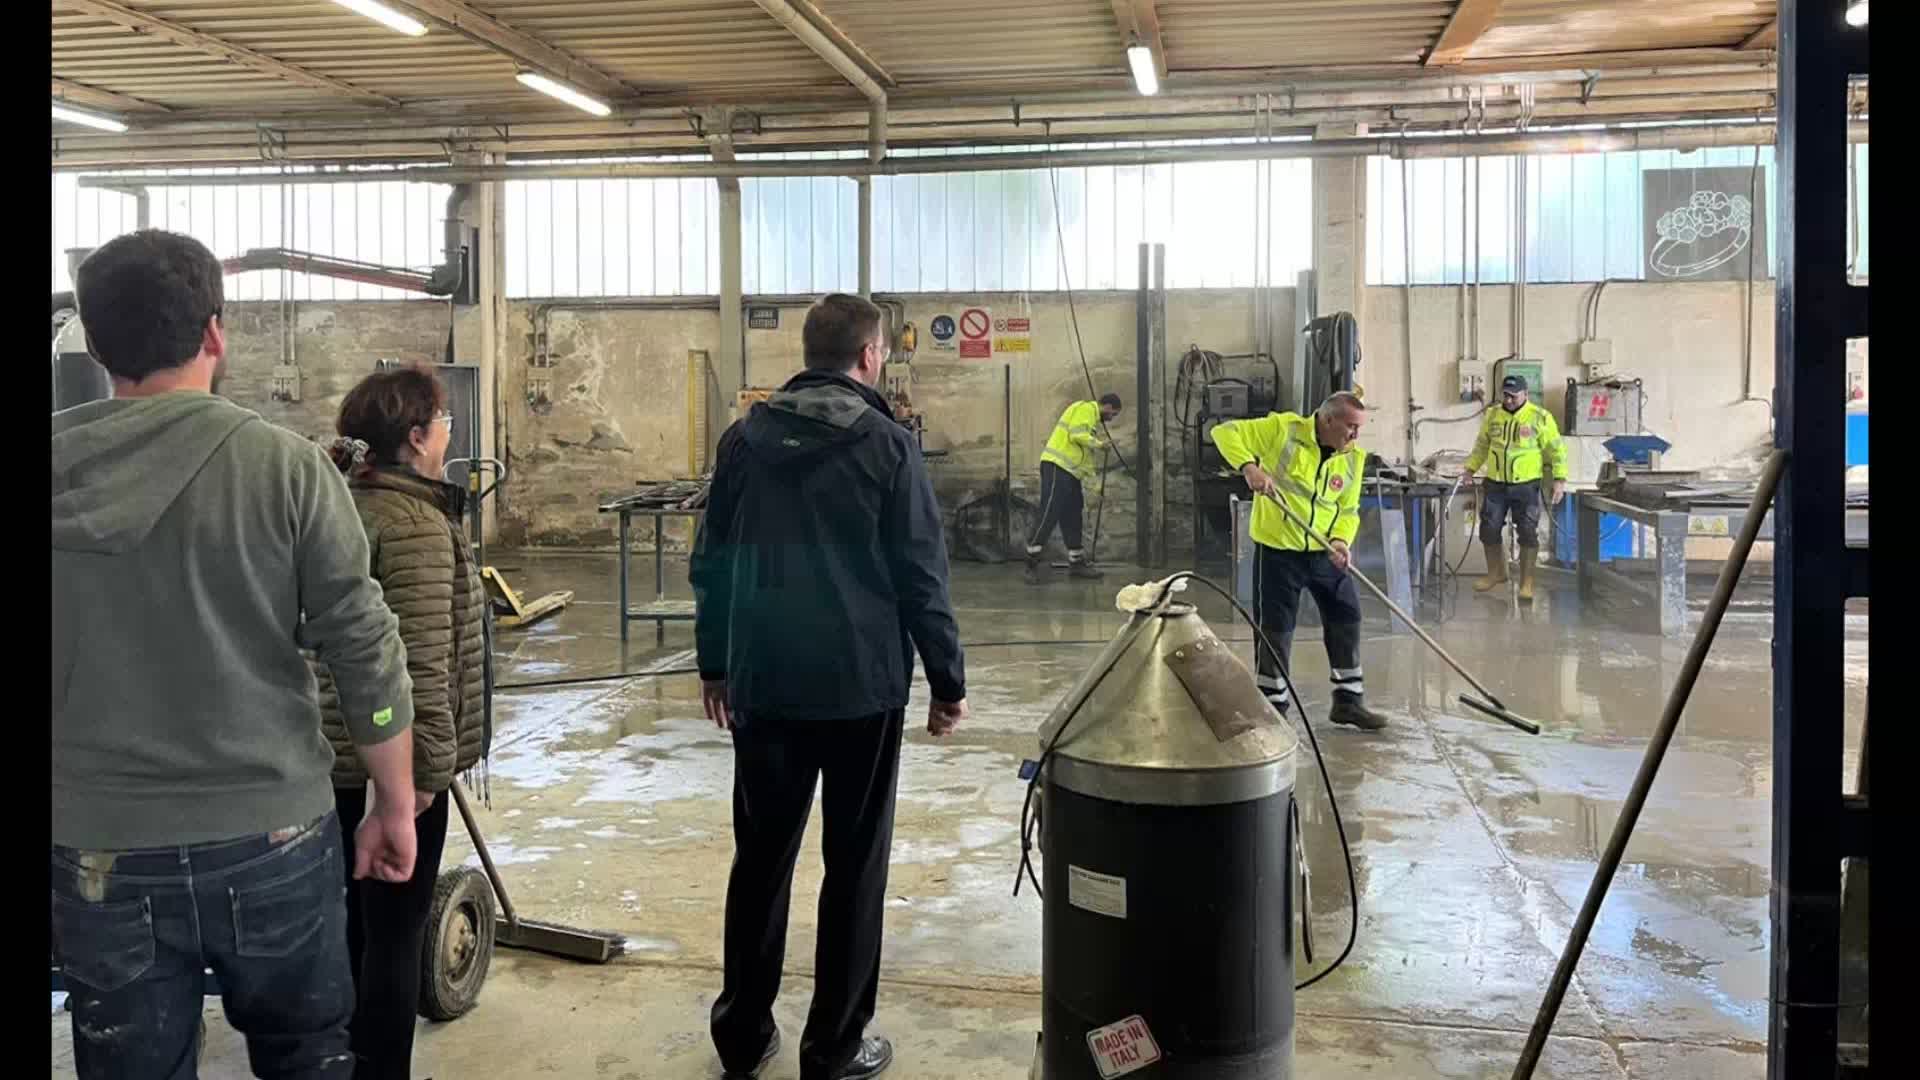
[718,178,744,393]
[1310,123,1368,324]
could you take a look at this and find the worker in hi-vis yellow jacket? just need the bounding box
[1024,393,1123,584]
[1210,390,1387,732]
[1463,373,1568,603]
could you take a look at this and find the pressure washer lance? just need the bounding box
[1255,489,1542,736]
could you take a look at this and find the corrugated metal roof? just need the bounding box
[50,0,1798,166]
[1472,0,1777,61]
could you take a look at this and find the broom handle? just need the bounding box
[1257,489,1506,709]
[451,779,519,929]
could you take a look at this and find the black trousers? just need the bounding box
[1025,461,1087,558]
[1479,479,1543,547]
[1252,545,1365,709]
[711,711,905,1080]
[335,786,451,1080]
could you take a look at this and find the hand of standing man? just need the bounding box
[927,698,967,737]
[703,679,733,730]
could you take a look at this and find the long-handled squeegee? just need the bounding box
[1257,490,1542,735]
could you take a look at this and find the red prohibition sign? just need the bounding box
[959,308,991,339]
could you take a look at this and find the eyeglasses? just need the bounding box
[431,413,454,427]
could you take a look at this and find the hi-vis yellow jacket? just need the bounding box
[1464,401,1568,484]
[1211,412,1367,552]
[1040,400,1106,483]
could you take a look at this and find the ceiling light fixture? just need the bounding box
[331,0,428,36]
[516,71,612,117]
[52,102,129,133]
[1126,36,1159,97]
[1845,1,1868,27]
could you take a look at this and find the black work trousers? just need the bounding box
[1025,461,1087,558]
[335,785,451,1080]
[711,711,905,1080]
[1252,545,1366,711]
[1478,479,1544,547]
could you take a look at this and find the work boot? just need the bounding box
[1067,559,1104,581]
[1518,546,1540,602]
[832,1036,894,1080]
[1023,550,1048,585]
[1329,694,1388,731]
[1474,542,1508,593]
[722,1029,781,1079]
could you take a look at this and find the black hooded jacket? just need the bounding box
[691,368,965,722]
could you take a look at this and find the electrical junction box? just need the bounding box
[1566,379,1645,437]
[271,365,302,402]
[1457,363,1486,403]
[1580,338,1615,379]
[1494,358,1545,401]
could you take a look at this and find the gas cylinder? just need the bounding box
[1033,600,1298,1079]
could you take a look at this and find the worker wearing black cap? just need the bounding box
[1462,373,1567,602]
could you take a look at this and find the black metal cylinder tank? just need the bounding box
[53,313,110,413]
[1032,603,1298,1080]
[1041,785,1294,1078]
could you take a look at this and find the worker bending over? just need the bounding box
[1212,391,1387,732]
[1025,392,1123,583]
[1463,374,1567,602]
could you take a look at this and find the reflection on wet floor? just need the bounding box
[55,551,1863,1078]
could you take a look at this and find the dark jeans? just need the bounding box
[51,813,355,1080]
[1252,545,1365,709]
[1026,461,1087,558]
[1479,479,1543,547]
[712,711,905,1080]
[336,787,451,1080]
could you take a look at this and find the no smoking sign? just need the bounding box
[958,306,992,359]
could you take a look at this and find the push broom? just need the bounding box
[1257,489,1543,735]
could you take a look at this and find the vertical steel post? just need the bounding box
[1135,244,1152,568]
[1770,2,1868,1077]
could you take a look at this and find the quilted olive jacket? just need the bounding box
[314,466,488,792]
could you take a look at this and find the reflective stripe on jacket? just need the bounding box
[1211,412,1367,552]
[1464,401,1567,484]
[1040,400,1105,482]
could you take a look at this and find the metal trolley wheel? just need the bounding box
[418,866,497,1022]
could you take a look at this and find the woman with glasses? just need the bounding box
[314,365,487,1079]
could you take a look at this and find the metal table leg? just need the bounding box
[618,509,631,642]
[1577,494,1598,610]
[1655,510,1688,638]
[654,512,666,646]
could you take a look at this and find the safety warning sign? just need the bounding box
[994,315,1032,354]
[1085,1015,1161,1079]
[929,313,957,351]
[958,306,992,359]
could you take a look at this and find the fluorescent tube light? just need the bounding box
[52,103,128,133]
[1126,40,1159,97]
[331,0,428,36]
[516,71,611,117]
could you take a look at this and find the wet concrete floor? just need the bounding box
[53,553,1866,1078]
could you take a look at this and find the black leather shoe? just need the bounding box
[1067,562,1104,580]
[723,1029,781,1079]
[833,1036,894,1080]
[1328,695,1388,731]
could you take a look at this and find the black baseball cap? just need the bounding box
[1500,374,1527,393]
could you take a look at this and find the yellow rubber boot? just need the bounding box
[1474,543,1508,593]
[1518,546,1539,602]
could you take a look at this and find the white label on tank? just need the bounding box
[1086,1015,1162,1078]
[1067,865,1127,919]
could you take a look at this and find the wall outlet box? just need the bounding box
[1580,338,1614,377]
[270,365,301,402]
[1457,363,1485,403]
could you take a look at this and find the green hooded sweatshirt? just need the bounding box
[52,391,414,850]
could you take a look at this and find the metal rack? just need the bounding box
[1770,3,1871,1077]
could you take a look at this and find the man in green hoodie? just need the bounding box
[52,230,420,1079]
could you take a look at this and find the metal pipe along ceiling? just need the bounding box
[76,121,1867,188]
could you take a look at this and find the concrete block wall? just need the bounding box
[212,277,1837,559]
